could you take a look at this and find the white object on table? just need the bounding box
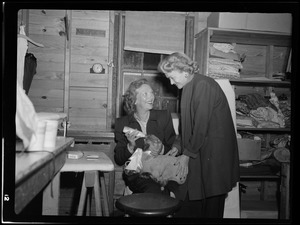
[59,151,115,216]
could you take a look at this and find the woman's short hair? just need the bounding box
[123,78,152,115]
[158,52,199,75]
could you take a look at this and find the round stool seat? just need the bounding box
[115,193,181,217]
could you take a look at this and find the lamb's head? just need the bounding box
[143,134,162,151]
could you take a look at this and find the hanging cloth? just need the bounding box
[16,25,43,149]
[23,53,37,95]
[17,27,28,87]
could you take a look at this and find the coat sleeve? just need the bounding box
[172,135,182,154]
[160,110,178,154]
[114,118,133,166]
[182,81,215,158]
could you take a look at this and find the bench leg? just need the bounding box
[108,171,115,215]
[77,174,87,216]
[99,172,109,216]
[94,172,102,216]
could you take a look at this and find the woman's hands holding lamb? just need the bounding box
[125,129,141,153]
[174,154,189,180]
[166,147,179,156]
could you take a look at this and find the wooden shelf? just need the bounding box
[196,27,291,220]
[201,27,292,47]
[237,127,290,132]
[230,79,291,87]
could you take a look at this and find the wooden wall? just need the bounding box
[27,10,66,115]
[25,10,113,136]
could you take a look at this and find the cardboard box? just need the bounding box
[207,13,247,30]
[237,138,261,160]
[207,13,292,34]
[246,13,292,34]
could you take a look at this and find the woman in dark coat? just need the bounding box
[114,78,181,196]
[158,52,240,218]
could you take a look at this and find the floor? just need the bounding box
[241,200,278,219]
[58,173,279,219]
[240,181,279,219]
[59,172,125,217]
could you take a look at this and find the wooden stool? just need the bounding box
[60,150,114,216]
[115,193,181,217]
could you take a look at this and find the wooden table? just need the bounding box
[15,137,74,215]
[60,150,115,216]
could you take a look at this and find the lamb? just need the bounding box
[124,134,186,187]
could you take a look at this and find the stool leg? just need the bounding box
[100,172,109,216]
[77,173,87,216]
[94,172,102,216]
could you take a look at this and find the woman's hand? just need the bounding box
[174,155,189,180]
[166,147,178,156]
[125,129,141,152]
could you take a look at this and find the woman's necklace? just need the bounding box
[134,112,149,134]
[134,111,150,123]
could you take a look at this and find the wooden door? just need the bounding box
[68,10,113,136]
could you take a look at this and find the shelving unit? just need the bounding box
[195,27,291,219]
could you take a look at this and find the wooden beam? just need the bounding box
[64,10,72,125]
[106,11,115,130]
[116,12,124,118]
[280,163,290,219]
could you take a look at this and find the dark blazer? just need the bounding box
[178,74,240,201]
[114,109,180,166]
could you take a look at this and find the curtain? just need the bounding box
[124,11,185,54]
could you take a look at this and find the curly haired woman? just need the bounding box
[114,78,181,197]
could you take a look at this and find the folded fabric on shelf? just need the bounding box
[209,44,240,61]
[213,43,236,53]
[207,71,240,79]
[209,57,243,69]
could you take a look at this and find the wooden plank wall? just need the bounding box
[26,10,112,134]
[27,10,66,116]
